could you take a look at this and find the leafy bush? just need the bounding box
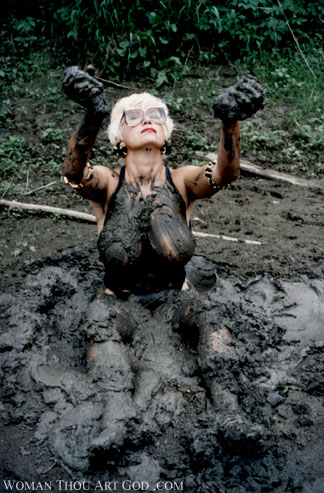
[2,0,323,83]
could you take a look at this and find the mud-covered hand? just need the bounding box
[61,66,110,120]
[213,74,264,124]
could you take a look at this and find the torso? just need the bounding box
[97,166,195,295]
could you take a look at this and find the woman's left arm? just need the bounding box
[175,75,264,202]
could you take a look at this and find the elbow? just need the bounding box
[229,168,240,183]
[223,167,239,186]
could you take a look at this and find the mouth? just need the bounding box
[141,128,156,134]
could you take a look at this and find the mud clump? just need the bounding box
[1,247,324,492]
[213,74,265,123]
[61,66,110,119]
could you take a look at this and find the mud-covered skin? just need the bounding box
[1,248,324,490]
[62,67,110,183]
[213,74,265,124]
[98,178,196,295]
[61,66,110,120]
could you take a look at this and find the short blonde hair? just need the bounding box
[108,92,174,145]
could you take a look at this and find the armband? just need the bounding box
[204,161,228,191]
[64,162,94,189]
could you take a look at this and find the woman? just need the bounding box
[62,66,264,303]
[54,68,265,465]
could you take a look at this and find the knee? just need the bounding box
[80,296,120,343]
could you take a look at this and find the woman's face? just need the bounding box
[120,105,166,151]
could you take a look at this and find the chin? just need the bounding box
[140,138,163,149]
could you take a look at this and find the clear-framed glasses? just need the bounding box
[122,107,166,127]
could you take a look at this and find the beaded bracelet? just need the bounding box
[64,162,94,189]
[204,161,228,191]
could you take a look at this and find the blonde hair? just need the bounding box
[108,92,174,145]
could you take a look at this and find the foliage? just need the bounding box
[1,0,324,84]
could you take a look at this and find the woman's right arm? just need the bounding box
[62,66,112,204]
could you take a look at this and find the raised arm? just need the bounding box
[176,75,264,202]
[61,66,111,202]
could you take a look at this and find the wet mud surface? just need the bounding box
[1,244,324,492]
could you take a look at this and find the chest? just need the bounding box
[107,181,187,228]
[98,179,194,260]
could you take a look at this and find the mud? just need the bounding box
[61,66,110,119]
[1,248,324,492]
[98,176,195,295]
[213,74,265,123]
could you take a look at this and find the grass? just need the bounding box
[0,46,323,205]
[235,46,324,177]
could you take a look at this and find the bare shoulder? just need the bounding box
[81,164,123,232]
[171,164,204,183]
[92,164,121,186]
[77,164,121,205]
[169,165,207,204]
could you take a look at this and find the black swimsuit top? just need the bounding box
[97,166,195,296]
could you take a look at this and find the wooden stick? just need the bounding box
[0,199,96,223]
[0,199,262,244]
[194,231,262,245]
[199,152,323,190]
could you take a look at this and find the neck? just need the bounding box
[125,147,165,186]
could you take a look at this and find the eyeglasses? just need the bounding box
[122,107,166,127]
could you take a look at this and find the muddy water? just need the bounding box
[0,248,323,492]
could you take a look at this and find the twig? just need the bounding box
[95,76,135,91]
[25,170,29,194]
[184,46,194,68]
[25,181,57,196]
[42,462,57,474]
[0,199,262,244]
[10,33,17,53]
[277,0,316,80]
[1,176,14,199]
[194,231,262,245]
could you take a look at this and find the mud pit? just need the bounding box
[1,246,324,492]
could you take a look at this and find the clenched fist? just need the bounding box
[213,74,265,124]
[62,66,110,120]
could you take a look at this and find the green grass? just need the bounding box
[237,46,324,176]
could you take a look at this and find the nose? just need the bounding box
[142,116,151,124]
[142,110,152,124]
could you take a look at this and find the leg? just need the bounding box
[51,296,139,471]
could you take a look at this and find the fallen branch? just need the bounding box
[0,199,262,245]
[0,199,96,223]
[199,152,323,190]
